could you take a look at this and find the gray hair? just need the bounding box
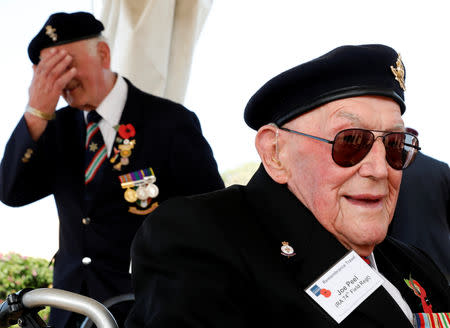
[86,34,109,56]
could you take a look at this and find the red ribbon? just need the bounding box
[409,279,433,314]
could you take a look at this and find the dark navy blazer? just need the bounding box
[0,79,224,327]
[126,165,450,328]
[390,152,450,282]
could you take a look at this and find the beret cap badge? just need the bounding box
[45,25,57,42]
[390,54,406,91]
[28,12,104,65]
[243,44,407,131]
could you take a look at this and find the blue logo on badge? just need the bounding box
[310,284,331,298]
[310,284,321,296]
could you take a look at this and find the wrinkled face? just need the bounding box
[40,39,109,110]
[279,96,403,255]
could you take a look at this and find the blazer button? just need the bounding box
[82,217,91,225]
[82,257,92,265]
[25,148,33,157]
[21,149,33,163]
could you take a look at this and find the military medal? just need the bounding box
[118,167,160,215]
[111,123,136,171]
[124,188,138,203]
[146,183,159,198]
[404,276,450,328]
[413,313,450,328]
[136,185,148,200]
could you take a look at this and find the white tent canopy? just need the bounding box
[97,0,212,104]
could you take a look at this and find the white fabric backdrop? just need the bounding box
[97,0,212,104]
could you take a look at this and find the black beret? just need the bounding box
[244,44,406,130]
[28,12,104,65]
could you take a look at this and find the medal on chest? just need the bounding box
[118,167,159,215]
[111,123,136,171]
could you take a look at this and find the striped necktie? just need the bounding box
[362,256,371,266]
[85,110,107,184]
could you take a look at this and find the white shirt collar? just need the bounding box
[369,252,414,325]
[83,75,128,126]
[83,75,128,157]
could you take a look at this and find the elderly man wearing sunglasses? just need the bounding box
[125,45,450,328]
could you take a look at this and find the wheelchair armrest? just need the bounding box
[22,288,118,328]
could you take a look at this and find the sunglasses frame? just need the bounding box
[278,126,421,170]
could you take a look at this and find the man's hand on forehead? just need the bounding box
[29,48,76,114]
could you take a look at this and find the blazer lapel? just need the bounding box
[75,108,86,185]
[374,240,431,313]
[246,165,351,286]
[352,286,413,326]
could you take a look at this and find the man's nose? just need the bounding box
[358,138,389,179]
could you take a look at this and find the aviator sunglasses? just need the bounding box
[278,127,421,170]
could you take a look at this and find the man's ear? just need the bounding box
[97,41,111,69]
[255,124,289,184]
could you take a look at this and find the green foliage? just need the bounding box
[0,252,53,301]
[0,252,53,323]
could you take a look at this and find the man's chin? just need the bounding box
[70,103,95,111]
[80,104,96,111]
[62,97,92,111]
[63,88,84,106]
[64,99,80,109]
[355,231,388,252]
[338,225,388,255]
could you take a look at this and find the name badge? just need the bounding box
[305,250,383,323]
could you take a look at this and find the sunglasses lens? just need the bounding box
[332,129,374,167]
[384,133,419,169]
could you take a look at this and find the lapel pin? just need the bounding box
[111,123,136,171]
[281,241,296,258]
[404,274,433,313]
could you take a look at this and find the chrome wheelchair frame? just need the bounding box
[0,288,119,328]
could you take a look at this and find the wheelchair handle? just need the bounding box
[22,288,118,328]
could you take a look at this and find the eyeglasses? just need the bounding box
[279,127,421,170]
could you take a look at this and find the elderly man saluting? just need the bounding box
[126,45,450,327]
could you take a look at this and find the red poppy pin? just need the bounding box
[111,123,136,171]
[118,123,136,139]
[404,275,433,313]
[320,289,332,298]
